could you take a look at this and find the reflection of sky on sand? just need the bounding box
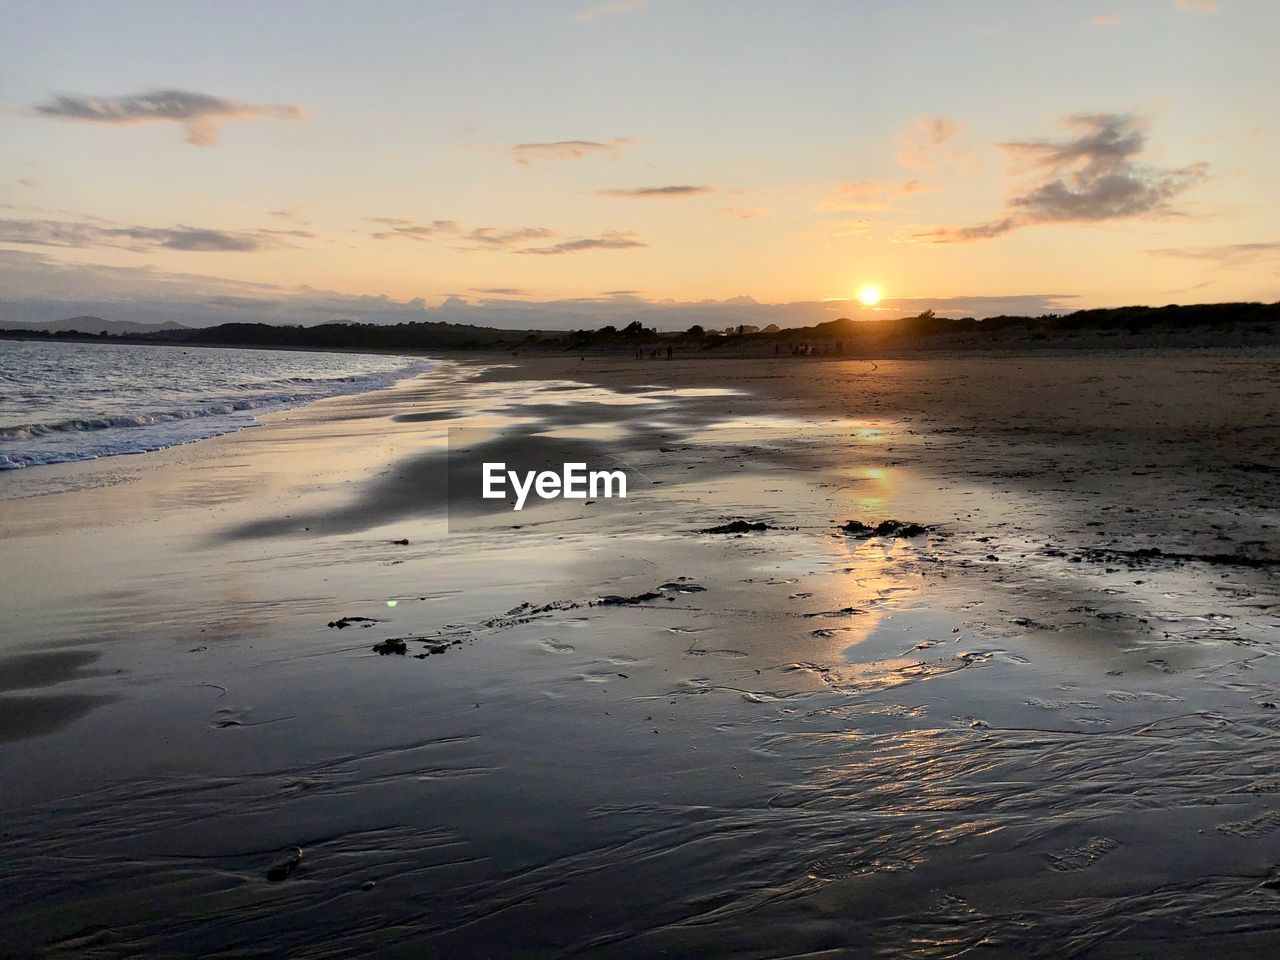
[527,422,634,442]
[690,414,879,443]
[499,382,742,409]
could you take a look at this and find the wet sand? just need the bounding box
[1,348,1279,957]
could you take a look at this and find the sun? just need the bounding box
[857,284,883,307]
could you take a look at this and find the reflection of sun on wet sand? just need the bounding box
[1,349,1279,956]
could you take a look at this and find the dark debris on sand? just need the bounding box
[414,638,462,658]
[1077,546,1279,569]
[700,519,774,534]
[375,633,468,658]
[482,599,582,630]
[658,579,707,594]
[840,519,930,538]
[329,616,381,629]
[266,847,303,882]
[595,591,664,606]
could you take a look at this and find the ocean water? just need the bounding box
[0,340,427,469]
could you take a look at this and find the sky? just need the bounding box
[1,0,1277,329]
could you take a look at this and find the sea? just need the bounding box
[0,339,426,470]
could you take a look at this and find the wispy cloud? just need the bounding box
[897,117,966,168]
[0,217,309,252]
[1088,14,1121,27]
[713,207,769,220]
[593,184,713,198]
[518,231,646,255]
[367,217,461,241]
[816,179,932,213]
[33,90,305,147]
[1148,241,1280,267]
[472,287,530,296]
[1175,0,1220,13]
[914,113,1208,243]
[461,227,558,250]
[366,218,561,251]
[510,138,635,164]
[270,206,309,225]
[572,0,647,22]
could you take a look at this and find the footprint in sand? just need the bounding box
[537,639,576,654]
[1046,837,1120,872]
[1107,689,1183,703]
[1217,811,1280,838]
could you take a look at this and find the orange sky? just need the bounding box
[1,0,1276,328]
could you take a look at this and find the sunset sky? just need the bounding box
[1,0,1276,329]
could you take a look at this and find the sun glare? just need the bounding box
[858,284,883,307]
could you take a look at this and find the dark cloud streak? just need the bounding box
[33,89,305,146]
[593,185,714,198]
[509,138,634,164]
[517,231,646,255]
[0,218,307,253]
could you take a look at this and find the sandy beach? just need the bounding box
[2,348,1279,957]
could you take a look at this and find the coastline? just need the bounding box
[2,346,1279,957]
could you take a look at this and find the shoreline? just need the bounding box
[0,340,432,475]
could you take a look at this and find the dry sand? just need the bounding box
[1,348,1278,957]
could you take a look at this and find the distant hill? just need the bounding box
[0,316,188,336]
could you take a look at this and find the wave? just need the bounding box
[0,360,429,469]
[3,392,351,440]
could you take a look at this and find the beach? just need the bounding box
[2,347,1279,957]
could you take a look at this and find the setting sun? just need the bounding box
[858,285,883,307]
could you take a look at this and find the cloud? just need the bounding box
[713,207,769,220]
[1089,14,1121,27]
[1147,241,1280,267]
[518,231,646,255]
[914,113,1208,242]
[0,217,309,253]
[816,179,932,213]
[17,179,39,189]
[1175,0,1220,12]
[33,89,305,146]
[593,184,714,198]
[366,219,560,251]
[911,218,1017,243]
[367,217,461,241]
[510,138,635,164]
[461,227,558,250]
[897,117,965,168]
[572,0,647,22]
[270,206,309,225]
[473,287,529,295]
